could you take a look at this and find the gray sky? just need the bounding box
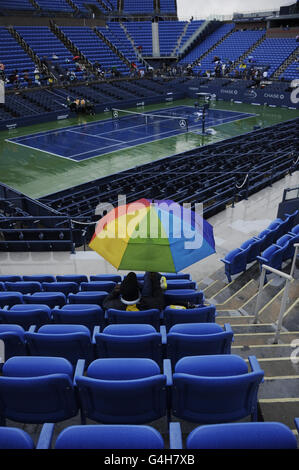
[176,0,295,19]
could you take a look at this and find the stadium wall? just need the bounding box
[185,82,299,109]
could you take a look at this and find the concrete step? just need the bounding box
[232,331,299,346]
[232,343,295,359]
[257,281,299,324]
[203,279,228,298]
[212,280,258,310]
[240,278,284,315]
[230,324,276,334]
[259,398,299,428]
[217,315,254,326]
[282,298,299,331]
[249,358,299,377]
[260,377,299,399]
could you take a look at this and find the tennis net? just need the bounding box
[111,108,189,132]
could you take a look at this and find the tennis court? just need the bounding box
[6,105,256,162]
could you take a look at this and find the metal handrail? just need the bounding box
[254,244,298,343]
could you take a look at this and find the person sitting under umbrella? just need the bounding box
[103,272,167,312]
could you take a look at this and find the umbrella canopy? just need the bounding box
[89,198,215,273]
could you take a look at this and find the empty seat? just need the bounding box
[0,292,23,308]
[68,291,108,306]
[5,281,42,294]
[52,304,105,331]
[23,275,56,283]
[80,281,116,293]
[38,423,165,449]
[0,427,36,449]
[107,308,161,330]
[171,354,264,423]
[170,421,298,449]
[94,324,164,366]
[164,305,216,331]
[164,290,204,306]
[0,356,82,425]
[167,323,233,366]
[42,282,79,295]
[221,246,251,283]
[0,324,27,369]
[1,304,52,330]
[76,357,168,424]
[240,237,262,264]
[23,292,66,308]
[56,275,88,284]
[25,324,94,366]
[90,274,122,283]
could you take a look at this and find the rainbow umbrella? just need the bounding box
[89,198,215,273]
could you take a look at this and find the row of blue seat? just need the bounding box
[0,318,229,368]
[0,301,215,330]
[0,354,264,427]
[221,213,298,282]
[0,278,196,295]
[2,420,299,449]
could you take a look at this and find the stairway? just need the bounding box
[191,26,237,68]
[120,23,150,68]
[273,44,299,79]
[230,32,267,73]
[199,258,299,433]
[93,27,132,70]
[49,21,94,74]
[171,22,189,57]
[7,26,56,83]
[28,0,41,12]
[65,0,80,15]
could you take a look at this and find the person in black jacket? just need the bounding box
[103,271,165,311]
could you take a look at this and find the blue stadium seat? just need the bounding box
[0,292,23,308]
[1,304,52,329]
[52,304,105,331]
[255,228,277,253]
[25,324,94,366]
[0,356,82,425]
[68,291,108,306]
[167,323,233,366]
[56,275,88,284]
[240,237,263,264]
[5,281,42,294]
[76,357,169,424]
[23,275,56,283]
[221,246,251,283]
[0,427,36,449]
[80,281,116,292]
[171,354,264,423]
[275,233,299,262]
[106,308,161,330]
[42,281,79,295]
[164,290,204,306]
[38,423,165,449]
[94,324,164,367]
[164,305,216,331]
[0,324,27,369]
[90,274,122,282]
[23,292,66,308]
[257,245,285,274]
[170,421,299,449]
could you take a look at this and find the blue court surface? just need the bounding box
[6,106,256,162]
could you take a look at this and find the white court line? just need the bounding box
[67,130,124,143]
[5,139,76,161]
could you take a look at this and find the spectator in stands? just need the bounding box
[0,62,5,80]
[103,272,166,312]
[296,34,299,42]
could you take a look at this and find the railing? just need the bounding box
[253,243,299,343]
